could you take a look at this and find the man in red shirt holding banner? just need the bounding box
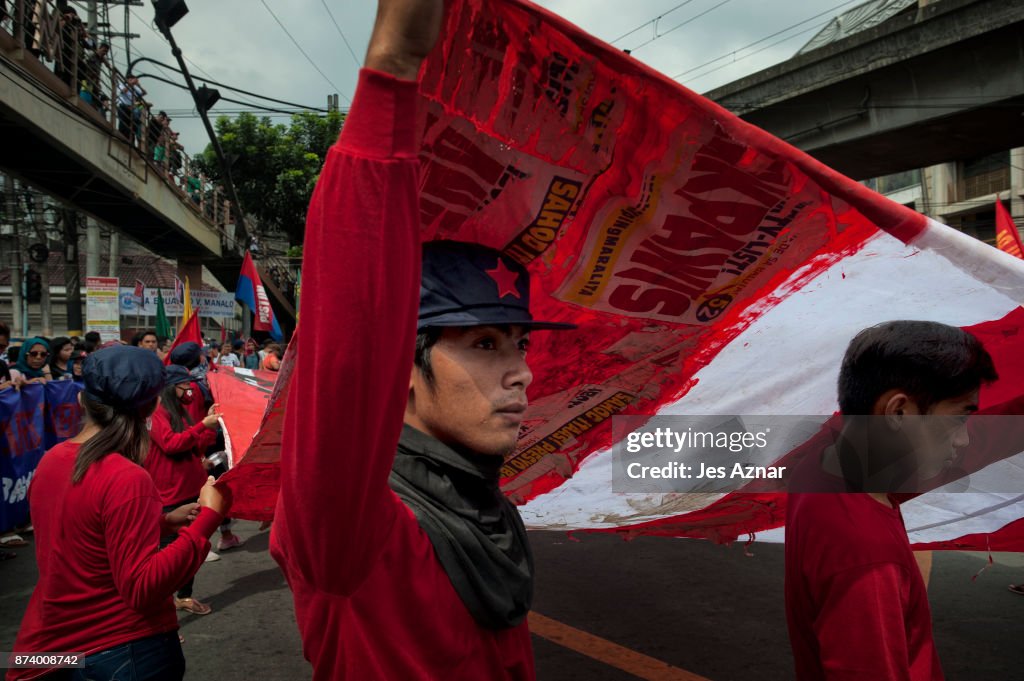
[786,321,999,681]
[270,1,571,679]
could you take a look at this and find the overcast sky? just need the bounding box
[98,0,855,156]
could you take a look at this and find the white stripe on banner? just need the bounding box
[521,221,1024,542]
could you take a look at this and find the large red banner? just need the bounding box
[217,0,1024,547]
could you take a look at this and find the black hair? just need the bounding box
[0,322,9,338]
[49,337,72,369]
[129,331,145,346]
[838,321,998,415]
[73,394,158,483]
[413,328,444,390]
[7,345,20,363]
[159,382,195,433]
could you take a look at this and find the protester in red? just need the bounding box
[270,2,576,678]
[145,364,220,616]
[785,321,998,681]
[9,346,230,681]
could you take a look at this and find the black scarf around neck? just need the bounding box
[389,424,534,629]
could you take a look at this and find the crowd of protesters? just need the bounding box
[0,321,284,568]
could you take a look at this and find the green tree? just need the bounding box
[195,111,345,245]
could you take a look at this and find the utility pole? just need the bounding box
[62,208,83,336]
[87,0,99,34]
[153,6,248,242]
[5,176,24,338]
[28,196,53,337]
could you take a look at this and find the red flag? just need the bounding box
[163,309,203,365]
[995,199,1023,259]
[133,279,146,311]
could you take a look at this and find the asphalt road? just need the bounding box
[2,522,1022,680]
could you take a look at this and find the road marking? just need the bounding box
[529,611,713,681]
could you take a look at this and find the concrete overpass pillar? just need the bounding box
[924,162,956,224]
[1010,147,1024,241]
[108,232,119,278]
[86,220,101,277]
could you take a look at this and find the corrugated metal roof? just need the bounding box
[0,251,223,292]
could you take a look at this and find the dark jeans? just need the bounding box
[159,499,198,599]
[46,632,185,681]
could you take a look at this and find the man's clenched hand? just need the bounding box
[365,0,445,81]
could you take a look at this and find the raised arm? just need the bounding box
[273,0,444,596]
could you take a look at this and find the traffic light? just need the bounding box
[25,269,42,304]
[196,85,221,114]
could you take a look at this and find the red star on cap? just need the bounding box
[485,259,522,299]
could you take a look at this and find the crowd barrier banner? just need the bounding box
[0,382,83,532]
[216,0,1024,548]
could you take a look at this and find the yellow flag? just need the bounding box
[179,276,194,333]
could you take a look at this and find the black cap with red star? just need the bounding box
[417,240,576,332]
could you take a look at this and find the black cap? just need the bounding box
[82,346,164,409]
[418,241,575,332]
[163,364,193,387]
[169,342,201,368]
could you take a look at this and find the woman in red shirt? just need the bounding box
[9,346,230,681]
[145,364,220,616]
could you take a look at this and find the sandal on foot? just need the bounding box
[1009,584,1024,596]
[0,534,28,548]
[174,597,212,615]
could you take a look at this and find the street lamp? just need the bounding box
[149,0,246,244]
[153,0,189,33]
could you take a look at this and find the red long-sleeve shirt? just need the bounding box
[269,68,536,680]
[145,403,217,506]
[786,487,943,681]
[9,441,222,680]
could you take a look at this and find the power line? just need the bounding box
[672,0,861,80]
[320,0,362,69]
[135,73,322,116]
[130,58,328,111]
[259,0,351,103]
[627,0,734,53]
[610,1,697,44]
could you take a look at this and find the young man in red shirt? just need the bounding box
[786,321,998,680]
[270,2,572,679]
